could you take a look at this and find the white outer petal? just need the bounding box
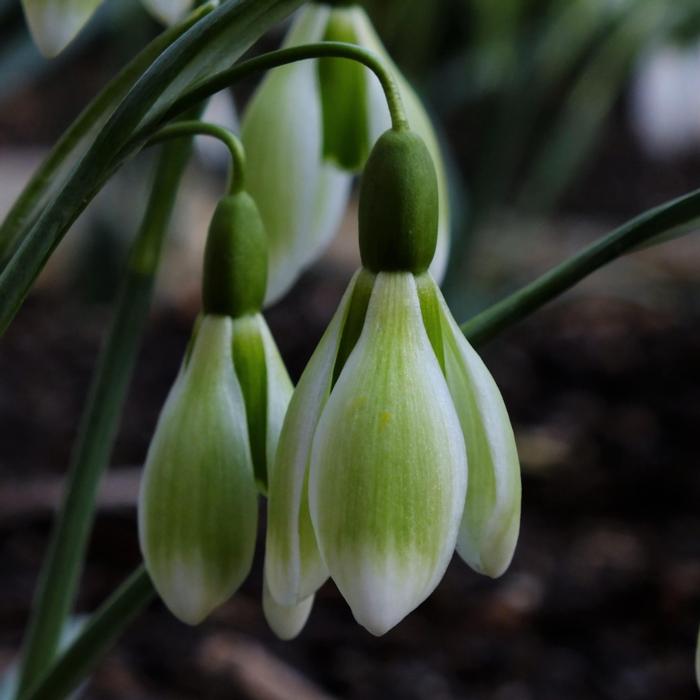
[309,272,467,635]
[349,7,451,283]
[139,316,257,624]
[22,0,102,57]
[242,6,352,305]
[263,575,314,641]
[433,281,521,578]
[264,273,360,605]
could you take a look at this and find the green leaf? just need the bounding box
[0,0,306,338]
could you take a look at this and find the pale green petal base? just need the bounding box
[263,576,314,641]
[265,273,361,606]
[22,0,102,57]
[309,272,467,635]
[139,316,258,624]
[429,277,521,578]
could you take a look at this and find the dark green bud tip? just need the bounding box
[359,129,439,274]
[202,193,268,318]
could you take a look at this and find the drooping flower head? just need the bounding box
[265,126,521,636]
[242,3,451,304]
[139,190,293,624]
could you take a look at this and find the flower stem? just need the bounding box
[19,567,155,700]
[13,128,198,697]
[143,41,409,138]
[146,120,247,195]
[461,187,700,346]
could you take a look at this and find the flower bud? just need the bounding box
[241,3,451,303]
[139,315,258,624]
[308,272,467,635]
[359,129,439,275]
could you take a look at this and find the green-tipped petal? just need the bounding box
[22,0,102,57]
[349,6,451,282]
[140,0,194,25]
[265,272,360,606]
[309,272,467,636]
[242,6,351,304]
[139,315,258,624]
[263,576,314,641]
[431,278,521,578]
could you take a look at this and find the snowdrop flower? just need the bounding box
[241,3,451,305]
[139,192,293,624]
[264,128,520,637]
[21,0,195,57]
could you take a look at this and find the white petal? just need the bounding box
[139,316,258,624]
[349,7,451,282]
[241,6,352,305]
[264,273,361,605]
[22,0,102,57]
[432,279,521,578]
[140,0,193,25]
[263,575,314,641]
[309,272,467,635]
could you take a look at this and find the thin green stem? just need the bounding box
[137,41,409,143]
[20,568,155,700]
[14,128,199,697]
[146,120,247,195]
[461,187,700,346]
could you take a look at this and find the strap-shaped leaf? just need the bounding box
[0,0,305,338]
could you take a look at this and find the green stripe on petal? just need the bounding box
[264,272,361,605]
[241,5,352,304]
[431,277,521,578]
[257,315,294,477]
[139,315,258,624]
[141,0,194,25]
[349,6,451,283]
[22,0,102,57]
[308,272,467,636]
[263,575,313,641]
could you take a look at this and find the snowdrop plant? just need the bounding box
[5,1,700,695]
[242,2,451,304]
[264,127,520,636]
[139,177,293,624]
